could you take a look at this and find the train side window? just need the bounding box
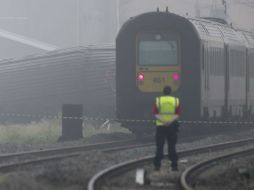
[232,50,245,77]
[229,50,232,75]
[218,48,222,75]
[238,52,240,76]
[207,47,209,74]
[237,51,240,76]
[233,51,236,76]
[241,53,243,76]
[234,51,238,76]
[237,50,244,77]
[251,53,254,77]
[229,50,234,75]
[234,50,237,76]
[250,53,252,78]
[213,47,216,75]
[252,53,254,77]
[215,48,218,75]
[214,48,217,75]
[243,52,246,76]
[250,53,253,77]
[221,49,223,75]
[209,48,212,74]
[201,45,205,70]
[241,51,245,76]
[217,49,219,75]
[204,45,208,90]
[212,47,215,75]
[208,48,210,69]
[210,47,213,75]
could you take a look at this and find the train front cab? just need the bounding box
[116,12,201,134]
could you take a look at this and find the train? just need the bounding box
[0,46,115,122]
[116,11,254,135]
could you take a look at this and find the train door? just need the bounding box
[246,49,250,117]
[247,49,254,117]
[201,42,206,116]
[203,41,210,118]
[224,44,230,117]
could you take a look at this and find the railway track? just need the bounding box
[88,138,254,190]
[180,147,254,190]
[0,137,154,174]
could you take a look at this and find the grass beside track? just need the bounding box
[0,119,130,144]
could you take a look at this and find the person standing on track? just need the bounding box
[153,85,180,171]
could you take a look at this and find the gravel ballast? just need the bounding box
[1,127,254,189]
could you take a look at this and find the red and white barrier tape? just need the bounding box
[0,112,253,125]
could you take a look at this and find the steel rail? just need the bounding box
[0,139,155,174]
[0,137,152,164]
[180,147,254,190]
[87,137,254,190]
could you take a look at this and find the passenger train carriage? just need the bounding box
[116,11,254,134]
[0,46,115,122]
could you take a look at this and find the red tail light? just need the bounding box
[172,72,180,81]
[137,73,145,81]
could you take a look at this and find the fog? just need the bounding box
[119,0,254,30]
[0,0,253,59]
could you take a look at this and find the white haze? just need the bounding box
[0,0,253,59]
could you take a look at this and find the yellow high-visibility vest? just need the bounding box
[155,96,179,126]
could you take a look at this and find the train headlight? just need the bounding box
[137,73,145,81]
[172,72,180,81]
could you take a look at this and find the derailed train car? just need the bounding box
[116,11,254,134]
[0,46,115,121]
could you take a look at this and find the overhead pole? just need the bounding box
[195,0,200,17]
[222,0,227,15]
[116,0,120,32]
[76,0,80,46]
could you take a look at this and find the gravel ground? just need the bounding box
[102,137,254,190]
[193,156,254,190]
[0,132,135,154]
[1,127,254,190]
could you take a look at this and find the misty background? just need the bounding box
[0,0,253,59]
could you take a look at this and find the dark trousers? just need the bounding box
[154,126,178,169]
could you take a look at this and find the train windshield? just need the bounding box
[138,34,178,66]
